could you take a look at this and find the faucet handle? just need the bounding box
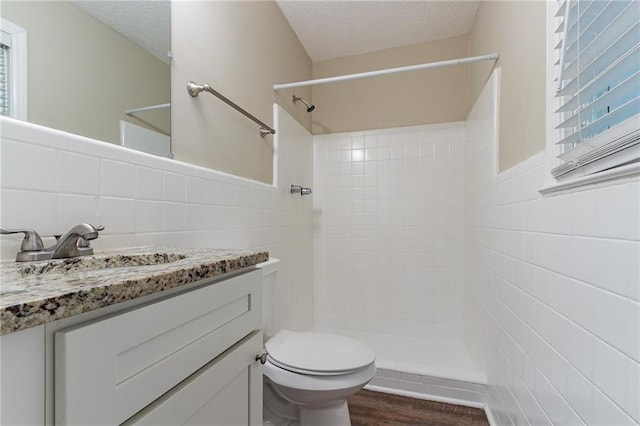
[76,225,104,256]
[0,228,45,252]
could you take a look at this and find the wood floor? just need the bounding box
[348,390,490,426]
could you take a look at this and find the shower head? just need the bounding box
[292,95,315,113]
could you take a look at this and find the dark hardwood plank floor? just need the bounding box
[348,389,490,426]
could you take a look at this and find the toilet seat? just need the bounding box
[263,358,377,393]
[265,330,376,376]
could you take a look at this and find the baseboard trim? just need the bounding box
[484,404,499,426]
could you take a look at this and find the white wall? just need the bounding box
[0,106,314,334]
[469,0,546,172]
[311,35,470,135]
[465,71,640,425]
[171,1,312,184]
[313,123,466,342]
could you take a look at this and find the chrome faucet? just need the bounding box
[0,224,104,262]
[47,223,103,259]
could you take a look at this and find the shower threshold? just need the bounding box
[313,328,488,407]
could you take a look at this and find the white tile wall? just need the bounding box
[313,123,466,342]
[57,151,101,195]
[465,71,640,425]
[100,160,135,198]
[0,107,314,335]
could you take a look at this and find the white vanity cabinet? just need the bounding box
[0,268,263,426]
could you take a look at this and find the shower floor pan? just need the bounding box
[313,328,488,407]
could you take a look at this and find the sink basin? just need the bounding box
[18,253,186,275]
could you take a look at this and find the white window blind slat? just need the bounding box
[552,0,640,179]
[554,118,640,179]
[561,1,594,54]
[558,117,640,162]
[565,0,637,64]
[563,0,626,64]
[558,29,639,99]
[557,96,640,146]
[556,0,568,17]
[556,45,639,113]
[555,19,565,34]
[559,4,638,89]
[555,71,640,131]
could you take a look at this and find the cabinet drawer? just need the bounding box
[55,269,262,426]
[124,332,263,426]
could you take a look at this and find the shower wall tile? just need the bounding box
[313,122,467,342]
[465,71,640,425]
[0,109,314,336]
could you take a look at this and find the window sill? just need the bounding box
[539,161,640,195]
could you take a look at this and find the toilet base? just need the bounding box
[299,401,351,426]
[264,379,353,426]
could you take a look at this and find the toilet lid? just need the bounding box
[265,330,375,375]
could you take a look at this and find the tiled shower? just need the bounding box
[313,123,466,342]
[312,123,485,390]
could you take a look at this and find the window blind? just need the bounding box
[553,0,640,178]
[0,31,11,117]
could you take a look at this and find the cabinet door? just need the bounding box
[125,332,263,426]
[55,270,262,426]
[0,326,45,426]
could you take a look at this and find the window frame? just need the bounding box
[541,0,640,194]
[0,18,28,121]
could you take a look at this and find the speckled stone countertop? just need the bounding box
[0,247,268,335]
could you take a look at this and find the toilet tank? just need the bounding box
[257,258,279,340]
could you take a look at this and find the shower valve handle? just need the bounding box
[290,184,312,196]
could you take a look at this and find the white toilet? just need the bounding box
[257,258,376,426]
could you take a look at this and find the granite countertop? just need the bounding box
[0,247,269,335]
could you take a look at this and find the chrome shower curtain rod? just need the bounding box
[273,53,499,91]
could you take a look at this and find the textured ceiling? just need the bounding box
[70,1,478,66]
[276,1,480,62]
[72,0,170,64]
